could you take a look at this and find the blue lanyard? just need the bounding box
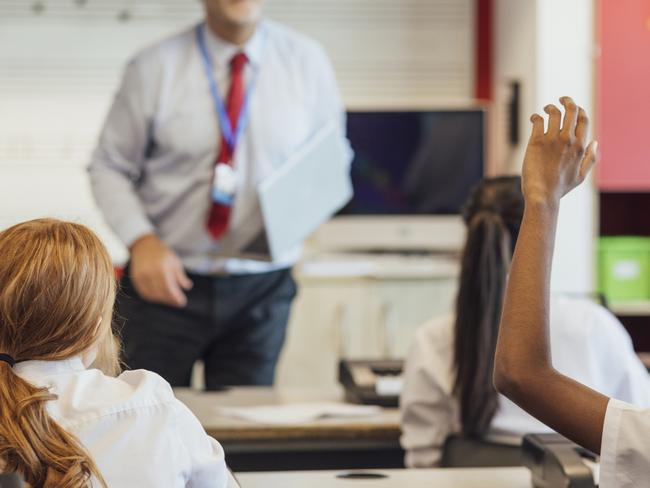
[196,23,258,153]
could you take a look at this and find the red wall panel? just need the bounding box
[598,0,650,190]
[475,0,493,100]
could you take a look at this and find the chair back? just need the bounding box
[441,435,522,468]
[227,470,241,488]
[0,473,23,488]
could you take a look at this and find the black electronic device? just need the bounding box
[522,433,597,488]
[508,81,521,146]
[341,109,485,216]
[338,359,404,408]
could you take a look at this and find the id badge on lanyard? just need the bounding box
[212,163,237,206]
[196,23,260,207]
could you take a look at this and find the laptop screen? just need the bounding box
[340,110,485,215]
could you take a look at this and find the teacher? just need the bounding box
[89,0,351,388]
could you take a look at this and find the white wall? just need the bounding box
[494,0,596,294]
[493,0,537,173]
[0,0,476,264]
[0,5,203,264]
[536,0,596,294]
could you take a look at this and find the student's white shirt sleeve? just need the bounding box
[600,398,650,488]
[174,400,229,488]
[227,471,241,488]
[591,305,650,407]
[400,323,455,468]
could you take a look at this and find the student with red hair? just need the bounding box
[0,220,230,487]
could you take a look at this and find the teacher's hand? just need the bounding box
[522,96,598,206]
[129,234,193,308]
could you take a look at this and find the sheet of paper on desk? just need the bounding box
[215,402,381,425]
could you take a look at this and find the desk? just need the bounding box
[175,387,403,472]
[235,468,532,488]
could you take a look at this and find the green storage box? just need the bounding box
[598,237,650,302]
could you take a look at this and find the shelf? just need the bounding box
[609,301,650,317]
[298,253,459,280]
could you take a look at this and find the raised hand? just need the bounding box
[494,98,608,456]
[522,96,598,205]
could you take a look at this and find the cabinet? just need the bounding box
[275,259,458,388]
[371,281,457,359]
[600,193,650,352]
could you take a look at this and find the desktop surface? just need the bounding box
[236,467,531,488]
[174,386,400,441]
[175,386,403,471]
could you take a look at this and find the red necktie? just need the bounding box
[207,52,248,240]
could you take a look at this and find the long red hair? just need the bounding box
[0,219,119,487]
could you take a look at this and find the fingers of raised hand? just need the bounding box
[575,107,590,147]
[538,98,589,157]
[530,113,545,140]
[544,104,562,135]
[560,96,579,139]
[578,141,599,182]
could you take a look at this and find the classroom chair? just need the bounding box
[0,471,236,487]
[228,470,241,488]
[441,435,522,468]
[0,473,23,488]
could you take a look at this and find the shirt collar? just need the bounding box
[202,20,266,70]
[14,356,86,382]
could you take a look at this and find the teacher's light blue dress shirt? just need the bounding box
[89,19,351,275]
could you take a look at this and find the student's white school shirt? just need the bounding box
[401,295,650,468]
[600,399,650,488]
[13,357,229,488]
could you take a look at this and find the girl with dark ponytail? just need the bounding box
[453,176,524,437]
[400,176,650,468]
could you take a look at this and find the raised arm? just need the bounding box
[493,97,604,453]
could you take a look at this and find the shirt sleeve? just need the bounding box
[226,471,241,488]
[88,57,157,248]
[173,399,229,488]
[400,328,455,468]
[600,398,650,488]
[591,305,650,407]
[301,41,353,170]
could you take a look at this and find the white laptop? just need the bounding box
[242,121,352,261]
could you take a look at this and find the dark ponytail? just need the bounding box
[452,176,524,437]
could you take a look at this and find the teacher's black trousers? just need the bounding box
[115,267,296,389]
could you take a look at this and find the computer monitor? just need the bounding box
[341,109,485,216]
[311,107,487,253]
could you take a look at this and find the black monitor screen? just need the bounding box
[341,110,485,215]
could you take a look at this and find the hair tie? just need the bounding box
[0,354,16,367]
[471,209,503,224]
